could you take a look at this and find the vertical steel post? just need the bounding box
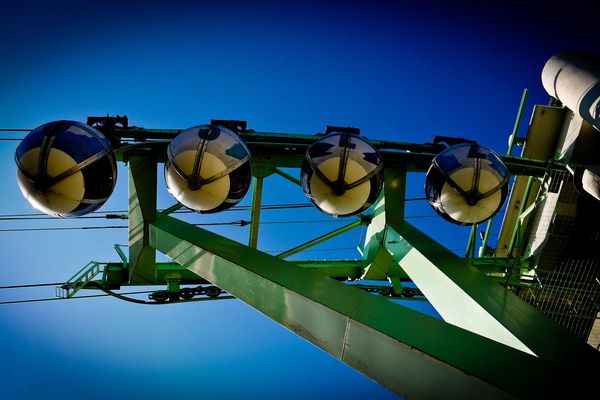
[507,176,535,256]
[248,176,264,249]
[507,89,529,156]
[383,167,405,225]
[465,224,478,259]
[128,152,157,283]
[480,88,529,256]
[161,202,183,215]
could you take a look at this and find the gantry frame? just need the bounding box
[65,121,597,399]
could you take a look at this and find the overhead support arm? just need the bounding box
[113,129,563,176]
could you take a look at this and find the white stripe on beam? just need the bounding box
[400,248,536,356]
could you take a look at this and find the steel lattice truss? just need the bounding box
[54,118,597,399]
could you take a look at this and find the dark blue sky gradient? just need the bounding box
[0,1,598,399]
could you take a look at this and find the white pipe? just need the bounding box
[542,52,600,131]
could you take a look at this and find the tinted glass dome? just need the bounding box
[164,124,251,213]
[15,120,117,218]
[425,143,509,225]
[301,132,383,217]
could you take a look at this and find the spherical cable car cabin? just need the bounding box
[15,120,117,217]
[164,124,252,213]
[425,143,509,225]
[301,131,383,217]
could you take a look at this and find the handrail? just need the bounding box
[59,262,106,298]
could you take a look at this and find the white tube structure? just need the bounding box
[542,52,600,131]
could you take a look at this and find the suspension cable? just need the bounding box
[0,203,316,220]
[0,282,64,289]
[0,290,154,305]
[0,198,428,220]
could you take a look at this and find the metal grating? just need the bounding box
[519,170,600,342]
[521,259,600,340]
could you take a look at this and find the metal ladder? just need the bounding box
[56,261,106,299]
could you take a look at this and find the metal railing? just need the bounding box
[56,261,106,299]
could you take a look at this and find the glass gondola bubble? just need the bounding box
[425,143,509,225]
[301,132,383,217]
[15,120,117,218]
[164,124,252,213]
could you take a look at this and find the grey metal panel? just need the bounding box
[495,105,565,257]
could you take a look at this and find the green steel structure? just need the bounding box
[58,116,598,399]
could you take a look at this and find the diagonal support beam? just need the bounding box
[384,220,598,367]
[375,170,596,364]
[276,219,364,259]
[148,213,591,399]
[273,168,302,186]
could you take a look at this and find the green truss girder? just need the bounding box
[112,128,562,176]
[108,132,598,399]
[384,222,597,361]
[104,260,367,286]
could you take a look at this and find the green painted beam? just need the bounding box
[113,244,128,269]
[294,259,365,279]
[361,168,406,281]
[104,257,534,287]
[465,224,478,259]
[273,168,302,186]
[127,152,157,283]
[365,179,585,358]
[248,176,264,249]
[480,89,529,255]
[104,262,126,288]
[468,257,532,274]
[507,89,529,156]
[155,262,210,284]
[161,202,184,215]
[276,219,364,259]
[112,129,562,176]
[148,213,592,399]
[507,176,535,256]
[384,220,598,368]
[361,194,387,269]
[383,167,405,225]
[107,260,364,285]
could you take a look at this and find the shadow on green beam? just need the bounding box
[385,221,598,370]
[148,213,589,399]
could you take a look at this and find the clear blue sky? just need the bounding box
[0,1,597,399]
